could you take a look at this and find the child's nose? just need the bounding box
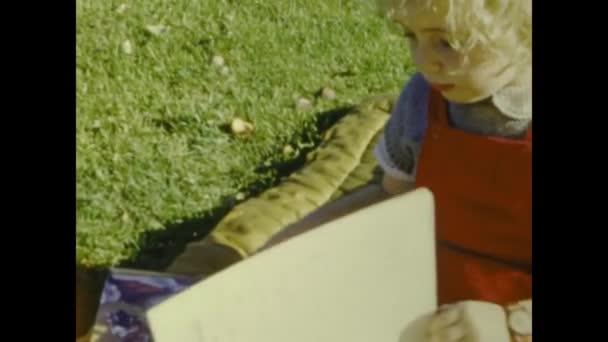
[414,45,442,75]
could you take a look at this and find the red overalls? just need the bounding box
[415,88,532,306]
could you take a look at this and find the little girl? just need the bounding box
[264,0,532,340]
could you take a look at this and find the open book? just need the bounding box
[88,188,437,341]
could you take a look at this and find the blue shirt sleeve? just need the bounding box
[374,73,429,181]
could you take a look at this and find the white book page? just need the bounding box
[147,188,438,342]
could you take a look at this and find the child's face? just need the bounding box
[399,4,521,103]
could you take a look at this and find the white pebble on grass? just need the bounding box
[116,4,128,14]
[212,55,225,67]
[230,118,254,135]
[296,98,312,111]
[145,25,169,36]
[121,40,133,54]
[321,87,336,100]
[283,144,295,156]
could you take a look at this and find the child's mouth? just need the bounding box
[430,83,455,92]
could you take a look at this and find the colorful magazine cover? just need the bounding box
[88,268,198,342]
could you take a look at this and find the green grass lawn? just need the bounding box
[76,0,414,269]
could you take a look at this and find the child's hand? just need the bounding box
[426,301,512,342]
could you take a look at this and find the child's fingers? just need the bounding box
[428,306,462,333]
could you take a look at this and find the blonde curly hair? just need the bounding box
[378,0,531,69]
